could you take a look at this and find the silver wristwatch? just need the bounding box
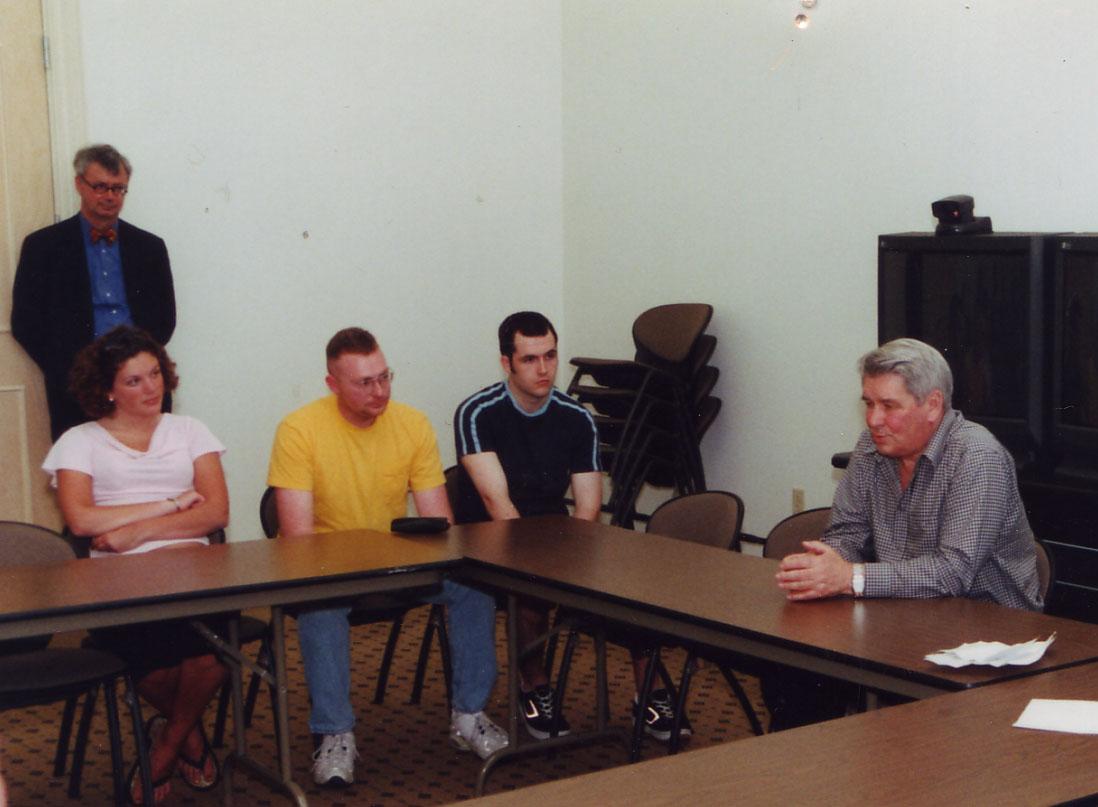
[852,563,866,597]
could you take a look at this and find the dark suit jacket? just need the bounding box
[11,214,175,439]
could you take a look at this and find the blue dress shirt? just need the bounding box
[80,215,132,337]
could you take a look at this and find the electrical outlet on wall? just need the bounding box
[792,488,806,513]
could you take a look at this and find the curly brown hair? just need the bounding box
[68,326,179,419]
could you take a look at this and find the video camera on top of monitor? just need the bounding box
[931,195,992,236]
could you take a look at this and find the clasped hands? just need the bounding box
[775,540,854,601]
[91,488,206,553]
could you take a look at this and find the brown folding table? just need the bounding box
[464,660,1098,806]
[0,530,458,806]
[4,516,1098,803]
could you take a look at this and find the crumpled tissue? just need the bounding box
[924,633,1056,668]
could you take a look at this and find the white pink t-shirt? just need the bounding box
[43,414,226,556]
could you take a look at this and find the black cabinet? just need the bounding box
[879,232,1098,622]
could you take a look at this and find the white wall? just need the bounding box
[71,2,1098,540]
[75,1,563,538]
[561,1,1098,535]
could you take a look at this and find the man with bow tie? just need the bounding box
[12,144,176,438]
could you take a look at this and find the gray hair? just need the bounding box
[858,338,953,409]
[73,144,132,177]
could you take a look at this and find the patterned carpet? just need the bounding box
[2,606,766,805]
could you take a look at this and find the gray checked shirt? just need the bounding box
[823,410,1042,611]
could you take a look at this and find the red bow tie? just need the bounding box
[90,226,116,244]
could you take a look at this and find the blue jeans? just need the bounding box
[295,580,498,734]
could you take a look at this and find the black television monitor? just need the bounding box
[877,233,1049,472]
[1051,235,1098,483]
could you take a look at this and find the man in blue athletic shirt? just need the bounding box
[453,311,690,743]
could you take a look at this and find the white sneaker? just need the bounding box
[449,710,509,759]
[311,731,358,787]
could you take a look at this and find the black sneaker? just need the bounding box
[521,685,571,740]
[635,688,692,742]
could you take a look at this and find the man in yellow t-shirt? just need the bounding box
[268,327,507,788]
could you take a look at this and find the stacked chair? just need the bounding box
[566,303,720,526]
[546,304,724,753]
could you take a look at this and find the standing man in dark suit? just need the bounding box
[12,144,175,439]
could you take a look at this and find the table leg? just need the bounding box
[222,616,244,806]
[595,629,609,730]
[507,594,521,744]
[475,594,630,796]
[270,606,297,785]
[121,674,155,806]
[197,611,307,807]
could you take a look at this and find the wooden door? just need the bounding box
[0,1,61,527]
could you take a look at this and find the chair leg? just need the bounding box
[554,628,581,710]
[102,677,126,806]
[543,609,564,677]
[53,694,79,777]
[67,683,100,798]
[434,605,454,710]
[211,679,231,748]
[244,637,272,726]
[408,609,436,705]
[373,614,405,704]
[670,652,697,755]
[609,457,651,528]
[631,646,660,762]
[409,605,453,707]
[719,666,765,736]
[654,653,680,703]
[550,628,578,739]
[265,670,282,762]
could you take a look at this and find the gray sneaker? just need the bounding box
[449,710,509,759]
[311,731,358,787]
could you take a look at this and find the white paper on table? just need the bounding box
[1014,699,1098,734]
[924,633,1056,668]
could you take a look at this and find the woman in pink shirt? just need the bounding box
[44,326,228,805]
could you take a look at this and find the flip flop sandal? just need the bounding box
[177,723,221,792]
[126,761,173,807]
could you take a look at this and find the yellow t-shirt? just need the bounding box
[267,395,445,533]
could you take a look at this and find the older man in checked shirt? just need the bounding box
[766,338,1041,730]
